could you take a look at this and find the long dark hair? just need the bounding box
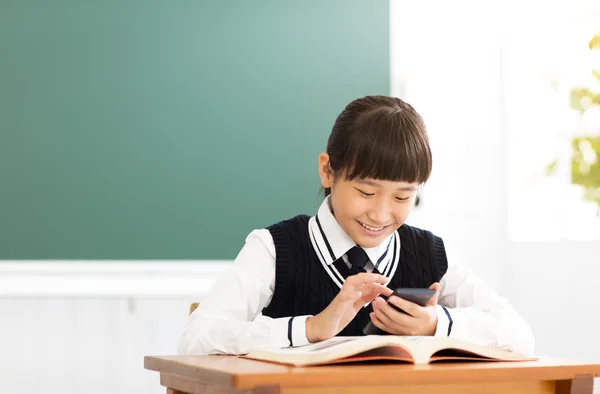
[323,96,432,196]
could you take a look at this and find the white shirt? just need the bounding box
[178,197,535,356]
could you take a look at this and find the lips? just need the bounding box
[360,222,386,231]
[358,221,391,236]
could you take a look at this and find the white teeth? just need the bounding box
[361,222,385,231]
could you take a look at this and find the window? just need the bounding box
[504,2,600,241]
[391,0,600,241]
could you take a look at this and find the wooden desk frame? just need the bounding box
[145,355,600,394]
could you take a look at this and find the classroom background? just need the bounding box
[1,1,599,393]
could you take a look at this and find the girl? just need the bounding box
[178,96,534,356]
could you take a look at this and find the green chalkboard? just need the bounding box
[0,1,389,259]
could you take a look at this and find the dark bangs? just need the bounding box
[327,96,432,185]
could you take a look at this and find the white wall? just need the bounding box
[1,297,191,394]
[0,262,226,394]
[506,241,600,361]
[391,1,600,390]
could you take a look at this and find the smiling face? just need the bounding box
[318,153,419,248]
[320,96,431,247]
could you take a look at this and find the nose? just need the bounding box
[366,199,392,225]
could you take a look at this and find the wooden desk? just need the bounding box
[145,355,600,394]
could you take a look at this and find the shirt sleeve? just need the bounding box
[434,255,535,356]
[177,229,311,355]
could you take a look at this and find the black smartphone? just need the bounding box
[363,288,436,335]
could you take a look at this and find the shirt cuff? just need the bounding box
[434,305,453,337]
[268,315,312,348]
[290,315,311,347]
[267,317,296,349]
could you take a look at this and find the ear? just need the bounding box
[318,153,333,188]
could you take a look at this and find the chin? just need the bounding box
[355,234,387,248]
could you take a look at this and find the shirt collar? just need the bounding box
[312,196,394,268]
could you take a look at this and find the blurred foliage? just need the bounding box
[589,34,600,49]
[551,33,600,212]
[571,136,600,207]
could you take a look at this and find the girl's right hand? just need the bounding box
[305,273,392,343]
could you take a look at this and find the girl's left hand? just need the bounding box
[370,282,440,336]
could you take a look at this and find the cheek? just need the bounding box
[330,194,354,223]
[339,204,360,223]
[393,204,413,223]
[335,194,362,216]
[350,199,371,220]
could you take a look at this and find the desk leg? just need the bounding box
[556,375,594,394]
[162,373,254,394]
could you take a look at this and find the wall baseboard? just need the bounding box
[0,261,232,298]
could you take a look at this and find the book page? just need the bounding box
[387,336,533,362]
[266,337,360,354]
[349,346,412,360]
[244,335,534,366]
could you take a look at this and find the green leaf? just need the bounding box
[570,88,600,113]
[545,160,559,176]
[590,35,600,50]
[571,136,600,209]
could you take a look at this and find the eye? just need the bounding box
[395,196,411,202]
[355,188,374,197]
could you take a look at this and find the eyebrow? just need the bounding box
[356,180,418,192]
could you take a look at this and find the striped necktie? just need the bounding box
[346,246,370,275]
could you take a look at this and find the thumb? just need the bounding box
[427,282,441,306]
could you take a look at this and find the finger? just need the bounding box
[379,285,394,297]
[361,282,393,297]
[374,297,416,327]
[354,292,377,310]
[369,312,394,334]
[345,273,388,286]
[373,297,399,324]
[355,284,391,308]
[388,296,422,318]
[337,289,363,303]
[372,304,396,329]
[427,282,441,306]
[372,304,410,335]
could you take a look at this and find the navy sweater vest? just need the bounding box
[263,215,448,336]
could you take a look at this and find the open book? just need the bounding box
[243,336,536,366]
